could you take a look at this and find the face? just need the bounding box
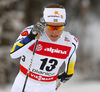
[45,22,65,42]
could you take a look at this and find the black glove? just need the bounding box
[28,22,45,39]
[32,22,45,35]
[57,72,73,83]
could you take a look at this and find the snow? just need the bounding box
[57,80,100,92]
[0,81,100,92]
[0,85,11,92]
[0,82,100,92]
[0,73,100,92]
[57,72,100,92]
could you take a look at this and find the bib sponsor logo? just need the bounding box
[20,64,57,82]
[32,68,55,76]
[36,44,43,51]
[30,74,54,81]
[29,41,71,59]
[44,47,67,54]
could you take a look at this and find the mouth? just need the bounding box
[51,35,58,38]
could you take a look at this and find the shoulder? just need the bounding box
[63,31,79,49]
[20,25,34,36]
[70,33,79,49]
[22,25,34,33]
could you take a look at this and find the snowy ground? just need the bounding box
[0,73,100,92]
[57,72,100,92]
[57,80,100,92]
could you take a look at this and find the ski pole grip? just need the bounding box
[36,33,40,39]
[56,81,61,90]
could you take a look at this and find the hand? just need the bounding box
[32,22,45,35]
[57,72,73,83]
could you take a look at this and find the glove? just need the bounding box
[32,22,45,35]
[57,72,73,83]
[28,22,45,40]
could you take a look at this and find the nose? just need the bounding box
[52,29,58,34]
[53,29,58,32]
[54,29,58,31]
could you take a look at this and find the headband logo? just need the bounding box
[54,11,60,15]
[53,19,58,22]
[43,8,66,22]
[54,11,63,18]
[61,15,63,18]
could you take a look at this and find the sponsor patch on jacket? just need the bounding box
[21,30,29,36]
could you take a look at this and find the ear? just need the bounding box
[43,17,45,24]
[40,17,45,24]
[65,20,67,25]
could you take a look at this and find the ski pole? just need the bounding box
[22,34,40,92]
[56,81,61,90]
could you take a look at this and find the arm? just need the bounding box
[10,22,45,59]
[10,25,37,59]
[58,35,79,83]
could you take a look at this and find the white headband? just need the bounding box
[43,8,66,23]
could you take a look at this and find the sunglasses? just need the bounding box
[46,24,65,31]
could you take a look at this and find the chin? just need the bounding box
[51,38,58,42]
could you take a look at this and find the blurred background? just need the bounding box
[0,0,100,92]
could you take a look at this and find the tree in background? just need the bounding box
[0,0,100,86]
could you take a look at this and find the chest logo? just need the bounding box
[36,44,43,51]
[29,41,71,59]
[44,47,66,54]
[21,30,29,36]
[64,36,70,42]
